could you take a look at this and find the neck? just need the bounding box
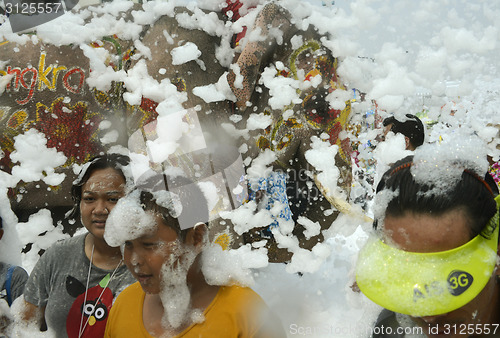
[85,233,122,270]
[186,257,220,310]
[143,257,220,336]
[144,294,174,337]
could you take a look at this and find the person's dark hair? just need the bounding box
[68,153,130,219]
[383,114,425,149]
[375,156,499,239]
[135,173,209,241]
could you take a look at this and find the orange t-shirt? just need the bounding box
[104,282,285,338]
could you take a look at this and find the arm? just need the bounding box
[20,300,47,331]
[20,249,52,332]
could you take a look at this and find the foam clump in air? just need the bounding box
[104,190,156,247]
[201,243,268,287]
[10,129,67,186]
[285,242,332,274]
[220,200,273,235]
[17,209,68,273]
[171,42,202,66]
[411,131,489,195]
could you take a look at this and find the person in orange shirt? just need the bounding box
[103,174,285,338]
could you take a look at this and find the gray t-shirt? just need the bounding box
[24,234,135,338]
[0,262,28,305]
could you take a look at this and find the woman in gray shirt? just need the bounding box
[22,154,135,338]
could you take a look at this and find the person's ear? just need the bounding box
[0,229,3,241]
[185,223,208,251]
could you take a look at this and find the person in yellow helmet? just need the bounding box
[356,142,500,337]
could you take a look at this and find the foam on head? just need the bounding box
[104,190,157,247]
[411,130,489,195]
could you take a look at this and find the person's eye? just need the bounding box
[109,197,120,203]
[143,242,159,250]
[124,241,133,249]
[82,196,95,202]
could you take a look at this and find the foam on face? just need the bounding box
[159,244,198,329]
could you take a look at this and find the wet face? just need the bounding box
[383,209,470,253]
[382,124,392,141]
[375,124,393,144]
[123,214,184,294]
[377,123,415,150]
[384,209,500,337]
[80,167,126,239]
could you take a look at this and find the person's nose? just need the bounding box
[130,250,145,267]
[92,199,109,215]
